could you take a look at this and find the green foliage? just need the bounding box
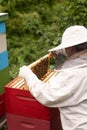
[0,0,87,79]
[59,0,87,26]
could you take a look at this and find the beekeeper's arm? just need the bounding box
[19,65,87,108]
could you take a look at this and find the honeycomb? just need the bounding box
[30,54,50,79]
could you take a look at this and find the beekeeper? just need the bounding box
[19,25,87,130]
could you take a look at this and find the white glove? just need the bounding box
[19,65,33,79]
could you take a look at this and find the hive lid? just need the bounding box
[0,13,8,22]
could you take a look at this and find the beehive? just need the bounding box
[0,13,9,121]
[5,54,62,130]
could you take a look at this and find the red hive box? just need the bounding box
[5,54,62,130]
[5,77,62,130]
[5,83,51,121]
[0,93,5,119]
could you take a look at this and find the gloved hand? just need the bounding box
[19,65,33,79]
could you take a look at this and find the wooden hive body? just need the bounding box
[5,54,62,130]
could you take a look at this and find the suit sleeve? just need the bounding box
[26,67,87,108]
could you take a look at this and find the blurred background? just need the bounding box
[0,0,87,80]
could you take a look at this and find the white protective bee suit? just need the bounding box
[19,25,87,130]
